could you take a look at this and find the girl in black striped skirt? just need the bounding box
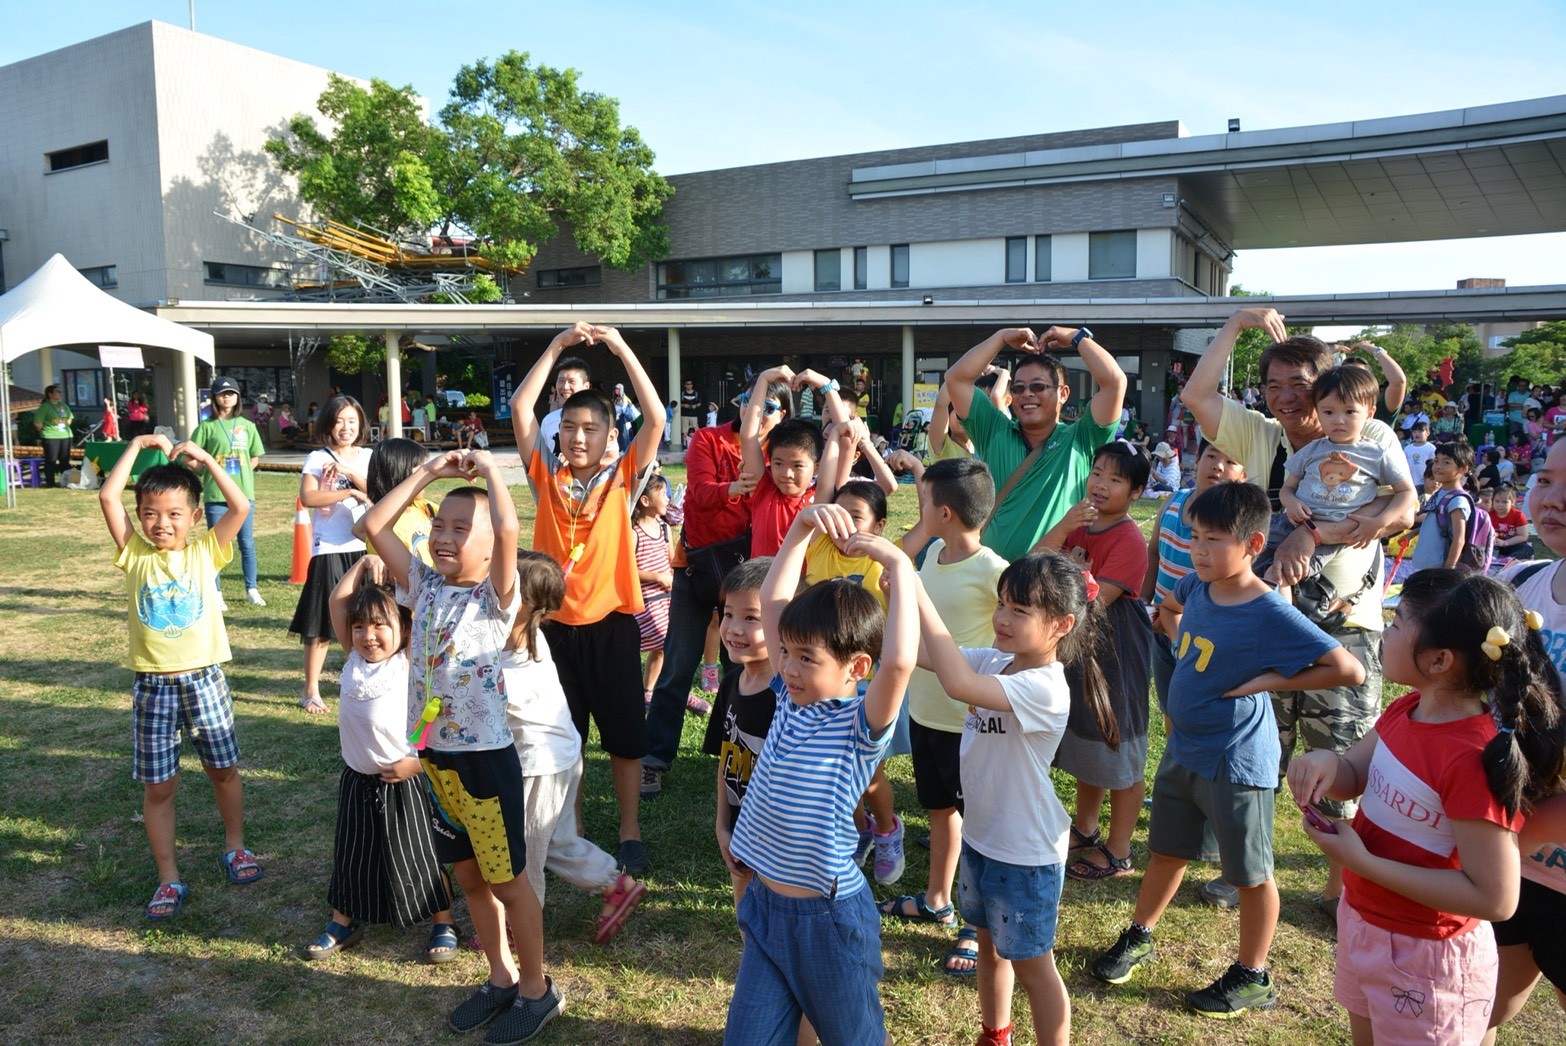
[304,559,459,962]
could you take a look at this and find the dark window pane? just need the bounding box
[1089,231,1137,279]
[854,247,867,290]
[815,249,840,292]
[890,244,909,288]
[1005,237,1027,283]
[1035,235,1052,282]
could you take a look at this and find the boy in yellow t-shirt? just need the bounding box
[99,432,260,921]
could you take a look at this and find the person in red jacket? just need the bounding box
[639,372,795,800]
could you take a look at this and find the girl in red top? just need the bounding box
[1288,570,1564,1046]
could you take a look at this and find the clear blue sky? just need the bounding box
[9,1,1566,298]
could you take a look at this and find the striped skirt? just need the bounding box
[327,766,451,926]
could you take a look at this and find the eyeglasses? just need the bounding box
[1010,381,1059,396]
[762,400,782,416]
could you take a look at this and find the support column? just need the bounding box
[666,327,682,447]
[177,350,198,438]
[37,347,53,393]
[901,326,915,426]
[384,330,403,439]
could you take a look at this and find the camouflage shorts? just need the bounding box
[1272,627,1382,820]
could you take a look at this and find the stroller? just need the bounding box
[898,407,931,458]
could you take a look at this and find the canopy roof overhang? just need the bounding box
[848,96,1566,249]
[154,283,1566,345]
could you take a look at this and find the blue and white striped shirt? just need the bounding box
[729,677,890,898]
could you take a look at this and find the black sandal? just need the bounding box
[943,925,979,978]
[1068,824,1102,852]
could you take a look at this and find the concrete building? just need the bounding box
[0,21,335,424]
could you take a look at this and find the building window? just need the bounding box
[656,253,781,299]
[62,368,104,410]
[47,140,109,173]
[536,265,601,289]
[204,261,291,289]
[1035,235,1052,282]
[1005,237,1028,283]
[853,247,867,290]
[1089,230,1137,279]
[78,265,117,289]
[814,249,841,292]
[890,244,909,288]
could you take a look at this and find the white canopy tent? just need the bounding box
[0,254,215,507]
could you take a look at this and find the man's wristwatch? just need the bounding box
[822,379,840,393]
[1304,519,1323,546]
[1071,327,1093,349]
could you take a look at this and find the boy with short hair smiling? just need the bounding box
[1091,481,1363,1017]
[510,322,665,876]
[724,505,918,1044]
[1041,442,1154,881]
[741,365,847,558]
[99,431,260,919]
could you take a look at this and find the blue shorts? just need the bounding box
[725,878,885,1045]
[132,666,240,784]
[958,841,1064,961]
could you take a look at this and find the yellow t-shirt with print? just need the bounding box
[115,528,233,673]
[394,497,436,567]
[803,532,886,611]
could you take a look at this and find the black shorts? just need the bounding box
[419,746,528,884]
[542,612,647,759]
[910,719,964,813]
[1492,877,1566,991]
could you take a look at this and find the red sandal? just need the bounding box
[595,873,647,943]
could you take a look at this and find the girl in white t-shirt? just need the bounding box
[289,395,375,713]
[304,558,457,963]
[499,551,647,944]
[913,551,1112,1046]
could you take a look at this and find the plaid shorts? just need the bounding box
[132,666,240,783]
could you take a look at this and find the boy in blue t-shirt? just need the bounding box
[1090,481,1363,1018]
[724,505,917,1045]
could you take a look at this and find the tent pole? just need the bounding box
[2,376,15,508]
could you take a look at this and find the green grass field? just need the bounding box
[0,470,1558,1044]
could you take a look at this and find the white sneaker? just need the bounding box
[245,588,267,607]
[214,592,229,613]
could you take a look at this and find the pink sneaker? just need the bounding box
[698,663,720,692]
[686,692,712,716]
[874,815,905,884]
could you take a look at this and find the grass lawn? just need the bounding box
[0,470,1558,1044]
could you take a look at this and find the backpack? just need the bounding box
[1433,489,1495,574]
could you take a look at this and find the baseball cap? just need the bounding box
[211,377,240,396]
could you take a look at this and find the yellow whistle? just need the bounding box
[408,696,441,748]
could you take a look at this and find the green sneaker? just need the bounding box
[1091,926,1155,984]
[1187,963,1278,1018]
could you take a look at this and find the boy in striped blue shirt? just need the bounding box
[725,504,918,1045]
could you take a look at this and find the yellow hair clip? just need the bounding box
[1524,610,1544,632]
[1481,625,1510,662]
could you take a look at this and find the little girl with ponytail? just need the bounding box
[1288,568,1565,1045]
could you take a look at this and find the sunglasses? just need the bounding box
[739,392,783,416]
[1010,381,1059,396]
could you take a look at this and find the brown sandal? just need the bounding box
[1066,844,1134,881]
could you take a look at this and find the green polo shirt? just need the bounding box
[191,417,265,502]
[34,401,73,439]
[963,393,1115,561]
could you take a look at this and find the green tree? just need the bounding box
[439,52,672,270]
[1497,321,1566,386]
[1226,286,1308,388]
[264,75,443,238]
[267,55,673,272]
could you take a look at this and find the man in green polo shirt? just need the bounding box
[947,326,1127,561]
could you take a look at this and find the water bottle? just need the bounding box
[1485,429,1495,448]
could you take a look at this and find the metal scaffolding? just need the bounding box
[214,212,522,304]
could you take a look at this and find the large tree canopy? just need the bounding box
[266,53,672,272]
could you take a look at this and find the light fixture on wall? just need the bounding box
[1228,118,1241,133]
[1162,193,1177,208]
[922,295,934,305]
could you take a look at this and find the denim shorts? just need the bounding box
[958,841,1064,961]
[725,878,885,1045]
[132,666,240,783]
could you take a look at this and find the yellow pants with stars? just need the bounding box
[419,746,529,885]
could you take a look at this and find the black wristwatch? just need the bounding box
[1071,327,1093,349]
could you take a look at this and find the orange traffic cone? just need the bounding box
[289,498,312,583]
